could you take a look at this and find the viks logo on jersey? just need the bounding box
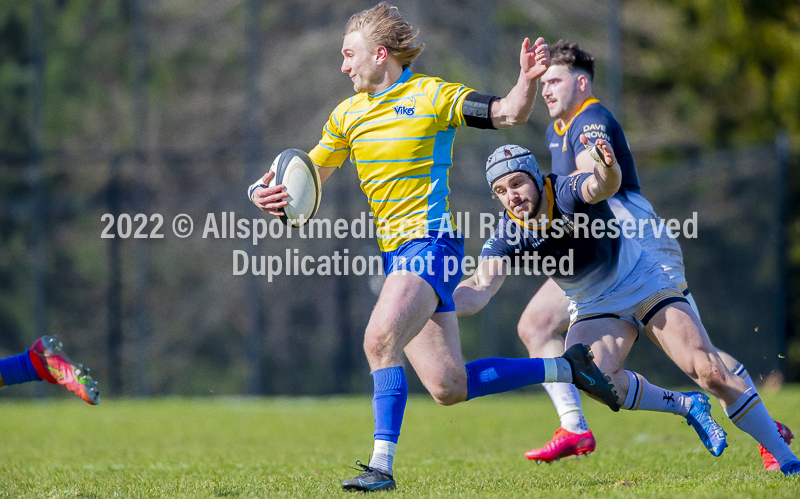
[393,97,416,117]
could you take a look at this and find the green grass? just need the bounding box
[1,388,799,497]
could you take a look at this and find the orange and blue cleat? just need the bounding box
[29,335,100,405]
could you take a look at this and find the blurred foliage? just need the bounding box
[1,0,799,395]
[624,0,800,158]
[0,2,32,353]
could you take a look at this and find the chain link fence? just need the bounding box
[0,0,787,398]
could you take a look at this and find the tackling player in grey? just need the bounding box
[517,40,792,468]
[454,139,800,476]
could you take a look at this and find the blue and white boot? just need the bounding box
[682,391,727,456]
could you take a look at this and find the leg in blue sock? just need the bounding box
[372,365,408,443]
[0,352,43,387]
[369,366,408,474]
[466,357,545,399]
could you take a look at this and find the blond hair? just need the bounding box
[344,2,424,69]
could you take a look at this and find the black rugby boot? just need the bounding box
[562,343,620,411]
[342,460,396,492]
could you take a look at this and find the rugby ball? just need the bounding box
[268,148,322,227]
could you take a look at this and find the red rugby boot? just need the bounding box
[525,428,596,463]
[760,421,793,471]
[29,335,100,405]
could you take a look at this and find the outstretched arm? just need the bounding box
[454,258,508,316]
[578,134,622,204]
[490,37,550,129]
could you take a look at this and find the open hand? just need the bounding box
[580,134,617,168]
[520,37,550,80]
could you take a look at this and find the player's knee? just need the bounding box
[517,314,562,349]
[429,382,465,406]
[419,368,465,406]
[516,318,538,345]
[363,327,392,363]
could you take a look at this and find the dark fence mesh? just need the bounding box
[0,0,784,398]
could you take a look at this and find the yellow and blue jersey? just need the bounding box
[308,68,474,252]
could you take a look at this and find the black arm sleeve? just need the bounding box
[462,92,500,129]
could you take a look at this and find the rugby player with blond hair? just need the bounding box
[249,3,618,492]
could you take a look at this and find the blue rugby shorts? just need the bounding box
[382,233,464,313]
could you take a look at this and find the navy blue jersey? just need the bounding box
[480,173,641,303]
[545,98,640,196]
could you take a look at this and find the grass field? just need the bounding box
[1,388,799,498]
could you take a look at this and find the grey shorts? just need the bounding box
[607,192,688,291]
[567,251,688,330]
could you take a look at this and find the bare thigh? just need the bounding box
[517,278,570,357]
[644,301,748,407]
[566,317,639,402]
[363,271,439,371]
[404,311,467,406]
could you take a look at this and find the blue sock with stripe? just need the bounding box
[465,357,545,400]
[0,352,42,386]
[372,366,408,444]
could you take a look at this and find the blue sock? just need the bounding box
[372,366,408,444]
[0,351,43,386]
[465,357,545,400]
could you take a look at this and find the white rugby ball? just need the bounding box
[268,148,322,227]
